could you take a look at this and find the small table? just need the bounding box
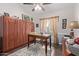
[28,32,51,56]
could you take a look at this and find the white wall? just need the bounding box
[75,4,79,21]
[74,4,79,37]
[35,7,75,34]
[21,4,76,35]
[0,3,25,19]
[33,6,75,44]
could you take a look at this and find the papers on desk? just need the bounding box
[42,34,50,36]
[29,32,50,36]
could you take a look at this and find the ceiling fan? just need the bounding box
[23,3,51,11]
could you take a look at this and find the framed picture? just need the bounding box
[62,19,67,29]
[36,24,39,28]
[22,14,30,20]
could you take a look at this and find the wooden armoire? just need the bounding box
[0,16,34,52]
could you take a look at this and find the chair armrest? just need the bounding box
[62,38,71,56]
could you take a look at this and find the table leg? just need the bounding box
[28,35,29,47]
[34,37,36,44]
[45,39,47,56]
[50,35,51,56]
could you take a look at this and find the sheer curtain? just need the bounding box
[40,16,59,47]
[40,19,53,43]
[50,17,59,47]
[40,19,51,34]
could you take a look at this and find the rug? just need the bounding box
[8,43,53,56]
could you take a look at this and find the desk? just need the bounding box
[28,32,51,56]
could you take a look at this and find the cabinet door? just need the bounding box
[26,22,31,33]
[18,20,23,46]
[14,20,18,48]
[26,21,34,42]
[22,21,26,44]
[17,20,21,46]
[25,21,28,43]
[26,22,31,42]
[3,16,9,52]
[21,20,25,45]
[8,18,15,50]
[3,16,15,52]
[30,22,35,41]
[31,22,35,32]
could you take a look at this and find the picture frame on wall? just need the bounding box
[62,19,67,29]
[36,24,39,28]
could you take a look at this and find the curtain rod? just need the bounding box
[40,16,59,20]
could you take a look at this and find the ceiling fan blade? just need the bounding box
[23,3,33,5]
[43,3,51,5]
[41,6,45,11]
[32,8,35,11]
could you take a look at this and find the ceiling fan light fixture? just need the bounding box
[23,3,51,12]
[35,4,42,11]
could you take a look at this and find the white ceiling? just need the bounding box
[19,3,76,17]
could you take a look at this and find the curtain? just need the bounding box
[50,17,59,47]
[40,16,59,47]
[40,19,48,33]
